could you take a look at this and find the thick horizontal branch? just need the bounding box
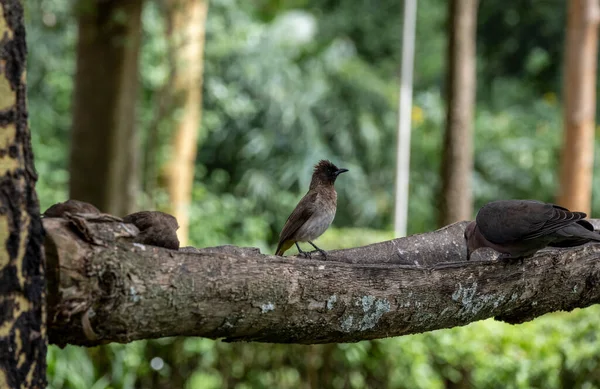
[44,214,600,347]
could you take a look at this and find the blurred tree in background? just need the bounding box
[69,0,144,215]
[438,0,477,227]
[161,0,208,245]
[23,0,600,387]
[557,0,600,215]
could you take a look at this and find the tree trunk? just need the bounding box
[164,0,208,245]
[557,0,600,215]
[43,214,600,347]
[439,0,478,226]
[0,1,47,386]
[69,0,144,216]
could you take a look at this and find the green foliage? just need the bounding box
[195,0,398,236]
[188,182,272,251]
[25,0,75,211]
[47,307,600,389]
[477,1,565,97]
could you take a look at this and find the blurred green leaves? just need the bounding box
[27,0,578,245]
[47,306,600,389]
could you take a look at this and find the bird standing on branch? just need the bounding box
[275,160,348,259]
[464,199,600,260]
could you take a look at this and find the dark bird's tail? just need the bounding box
[550,220,600,247]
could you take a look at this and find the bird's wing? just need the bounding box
[277,191,318,245]
[477,200,586,243]
[522,205,586,240]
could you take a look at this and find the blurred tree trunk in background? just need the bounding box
[162,0,208,245]
[438,0,478,227]
[557,0,600,215]
[0,0,47,386]
[69,0,144,216]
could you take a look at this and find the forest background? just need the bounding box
[25,0,600,388]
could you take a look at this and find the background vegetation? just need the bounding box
[25,0,600,387]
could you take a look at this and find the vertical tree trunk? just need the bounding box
[69,0,144,216]
[439,0,478,227]
[164,0,208,245]
[0,1,47,387]
[394,0,416,237]
[557,0,600,215]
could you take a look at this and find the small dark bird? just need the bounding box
[275,160,348,258]
[123,211,180,250]
[465,199,600,260]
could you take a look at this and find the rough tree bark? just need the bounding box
[557,0,600,215]
[0,0,47,387]
[69,0,144,216]
[439,0,478,226]
[164,0,208,245]
[44,214,600,347]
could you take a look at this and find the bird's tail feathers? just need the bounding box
[552,223,600,247]
[571,223,600,241]
[276,240,294,256]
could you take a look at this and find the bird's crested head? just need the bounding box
[310,160,348,188]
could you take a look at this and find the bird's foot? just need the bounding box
[295,242,312,258]
[307,241,327,260]
[299,250,312,259]
[313,249,328,260]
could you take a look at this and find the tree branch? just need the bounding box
[44,215,600,348]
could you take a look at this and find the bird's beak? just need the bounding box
[335,168,349,176]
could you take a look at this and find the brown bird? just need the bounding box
[275,160,348,258]
[465,199,600,260]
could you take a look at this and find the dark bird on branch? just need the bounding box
[464,200,600,260]
[275,160,348,259]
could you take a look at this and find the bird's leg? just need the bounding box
[308,241,328,259]
[296,242,311,259]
